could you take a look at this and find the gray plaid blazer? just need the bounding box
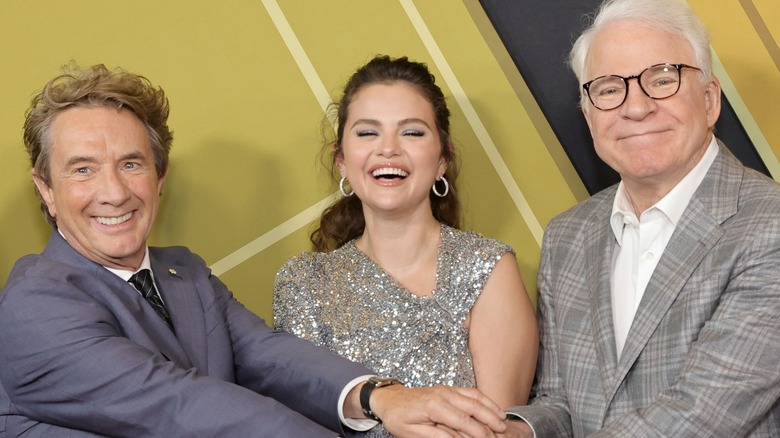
[509,141,780,437]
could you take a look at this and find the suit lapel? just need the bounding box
[111,269,192,367]
[587,214,621,389]
[606,143,740,398]
[150,253,208,373]
[43,232,194,368]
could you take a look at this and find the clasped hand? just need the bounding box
[369,385,528,437]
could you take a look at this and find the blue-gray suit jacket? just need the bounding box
[509,143,780,436]
[0,232,372,437]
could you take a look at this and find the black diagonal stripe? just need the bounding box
[479,0,769,195]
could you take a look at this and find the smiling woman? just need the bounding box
[273,55,539,437]
[312,55,461,252]
[336,81,447,233]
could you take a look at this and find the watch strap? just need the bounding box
[359,377,402,422]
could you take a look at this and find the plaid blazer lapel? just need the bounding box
[588,221,621,392]
[608,143,738,397]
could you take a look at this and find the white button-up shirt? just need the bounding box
[610,138,718,359]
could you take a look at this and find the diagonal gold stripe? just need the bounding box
[210,193,339,276]
[260,0,333,114]
[711,49,780,179]
[212,0,548,274]
[740,0,780,72]
[210,0,336,275]
[399,0,544,246]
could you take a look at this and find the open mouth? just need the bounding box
[371,167,408,180]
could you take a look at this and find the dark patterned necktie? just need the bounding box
[129,269,174,332]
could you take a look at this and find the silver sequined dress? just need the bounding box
[273,224,512,437]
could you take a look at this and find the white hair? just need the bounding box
[569,0,712,107]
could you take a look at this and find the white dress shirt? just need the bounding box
[610,138,718,359]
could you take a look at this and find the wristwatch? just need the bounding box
[359,376,403,422]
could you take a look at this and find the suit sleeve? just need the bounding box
[0,255,366,437]
[205,257,373,433]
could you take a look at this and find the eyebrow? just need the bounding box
[64,155,98,168]
[63,151,148,168]
[350,118,432,129]
[119,151,147,162]
[398,118,432,129]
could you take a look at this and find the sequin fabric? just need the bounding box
[273,224,512,437]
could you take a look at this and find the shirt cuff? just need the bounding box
[506,412,537,438]
[339,374,379,431]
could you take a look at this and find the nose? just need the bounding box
[97,168,132,205]
[620,77,655,119]
[378,135,401,157]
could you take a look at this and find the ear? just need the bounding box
[437,141,453,177]
[334,143,346,177]
[157,167,168,195]
[32,171,57,219]
[704,76,722,128]
[437,158,448,179]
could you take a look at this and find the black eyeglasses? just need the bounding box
[582,63,702,111]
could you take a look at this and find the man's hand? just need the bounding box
[497,419,534,438]
[367,384,508,437]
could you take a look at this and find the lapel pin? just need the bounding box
[168,268,177,275]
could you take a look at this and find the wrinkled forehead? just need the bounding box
[48,107,151,162]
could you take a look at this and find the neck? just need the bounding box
[356,214,441,274]
[622,182,667,215]
[622,137,712,214]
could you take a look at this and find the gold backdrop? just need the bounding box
[0,0,777,322]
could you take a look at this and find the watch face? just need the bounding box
[369,377,402,387]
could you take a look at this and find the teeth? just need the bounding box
[97,212,132,225]
[372,167,408,178]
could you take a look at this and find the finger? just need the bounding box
[426,398,503,437]
[398,424,461,438]
[436,423,462,437]
[434,389,507,433]
[451,387,504,415]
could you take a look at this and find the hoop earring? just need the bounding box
[339,177,354,197]
[432,176,449,197]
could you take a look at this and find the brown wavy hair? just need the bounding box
[311,55,461,252]
[23,63,173,227]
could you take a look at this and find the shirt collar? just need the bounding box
[57,228,152,281]
[105,247,153,282]
[610,136,719,243]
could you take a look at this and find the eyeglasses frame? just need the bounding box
[582,63,703,111]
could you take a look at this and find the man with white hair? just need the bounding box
[505,0,780,436]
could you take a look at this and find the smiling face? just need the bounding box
[337,81,447,220]
[582,20,721,200]
[34,106,166,270]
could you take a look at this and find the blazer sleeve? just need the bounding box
[0,253,368,437]
[203,254,373,433]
